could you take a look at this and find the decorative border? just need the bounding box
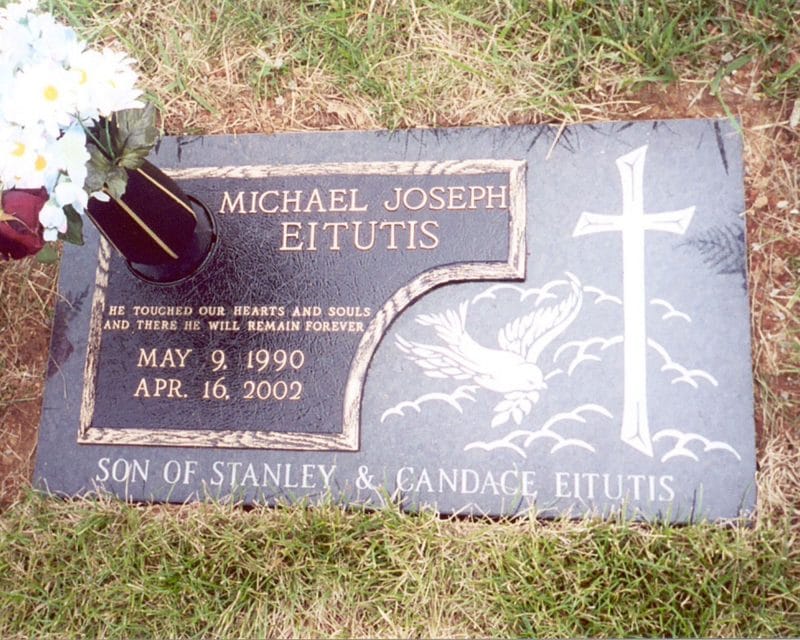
[78,159,527,450]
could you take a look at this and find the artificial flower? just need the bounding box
[0,0,38,23]
[71,48,144,118]
[0,124,59,190]
[53,177,88,216]
[38,197,67,240]
[54,123,89,187]
[0,186,47,258]
[0,13,35,67]
[25,11,83,65]
[4,61,78,137]
[0,0,158,259]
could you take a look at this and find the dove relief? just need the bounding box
[396,273,583,428]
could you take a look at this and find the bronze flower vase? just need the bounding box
[87,160,216,284]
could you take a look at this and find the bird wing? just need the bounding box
[395,335,479,380]
[415,301,468,349]
[497,272,583,363]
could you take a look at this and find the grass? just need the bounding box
[1,0,799,636]
[42,0,800,130]
[0,493,798,638]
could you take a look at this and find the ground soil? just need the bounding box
[1,83,797,510]
[0,263,58,504]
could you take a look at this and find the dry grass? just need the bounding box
[742,100,800,525]
[51,0,800,133]
[0,260,58,502]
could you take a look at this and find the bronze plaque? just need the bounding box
[79,160,526,451]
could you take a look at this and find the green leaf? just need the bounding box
[710,54,752,95]
[113,103,159,170]
[85,144,114,194]
[58,205,84,246]
[36,244,59,264]
[105,167,129,200]
[85,144,129,199]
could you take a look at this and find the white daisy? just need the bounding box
[54,123,89,187]
[0,18,34,70]
[0,124,58,190]
[39,196,67,240]
[0,1,39,25]
[26,11,84,66]
[70,48,143,118]
[53,176,88,215]
[3,61,78,136]
[0,61,15,100]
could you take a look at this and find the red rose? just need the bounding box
[0,188,48,260]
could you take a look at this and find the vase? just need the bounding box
[87,160,216,284]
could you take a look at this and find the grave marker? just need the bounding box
[35,120,757,521]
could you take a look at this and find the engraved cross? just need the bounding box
[572,145,695,457]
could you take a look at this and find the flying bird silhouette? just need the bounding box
[396,273,583,426]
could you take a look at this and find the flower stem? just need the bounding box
[80,119,114,161]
